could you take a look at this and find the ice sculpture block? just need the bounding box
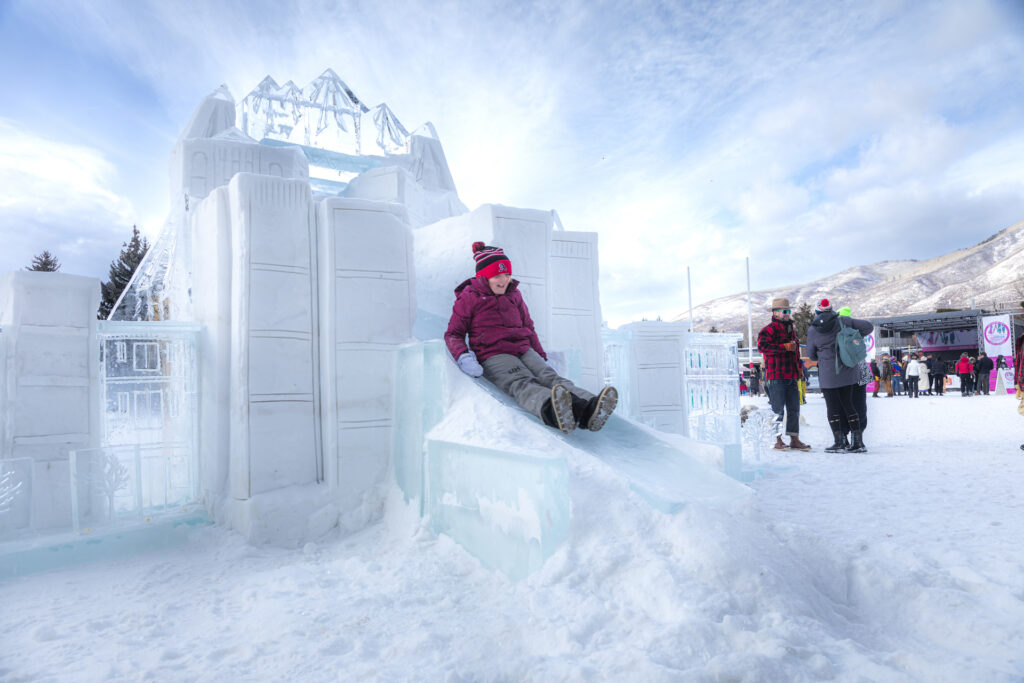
[394,340,571,579]
[413,204,605,393]
[0,272,101,532]
[426,440,570,581]
[317,197,414,517]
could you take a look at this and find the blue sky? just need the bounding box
[1,0,1023,325]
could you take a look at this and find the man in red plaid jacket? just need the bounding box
[757,297,811,451]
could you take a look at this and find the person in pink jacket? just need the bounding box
[445,242,617,433]
[955,353,974,396]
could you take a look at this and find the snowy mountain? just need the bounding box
[674,219,1024,333]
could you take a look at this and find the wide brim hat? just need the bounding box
[770,297,791,310]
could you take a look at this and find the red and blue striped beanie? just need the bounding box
[472,241,511,279]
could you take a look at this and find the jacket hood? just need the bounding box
[811,310,839,333]
[454,275,521,296]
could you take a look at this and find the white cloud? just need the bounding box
[0,119,138,278]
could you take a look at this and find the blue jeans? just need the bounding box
[765,378,801,436]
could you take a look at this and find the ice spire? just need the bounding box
[237,69,415,156]
[372,103,410,154]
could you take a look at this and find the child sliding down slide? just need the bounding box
[445,242,617,434]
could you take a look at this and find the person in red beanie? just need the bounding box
[444,242,618,434]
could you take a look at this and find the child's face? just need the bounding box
[487,273,511,295]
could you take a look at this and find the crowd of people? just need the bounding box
[868,351,998,397]
[753,297,1024,454]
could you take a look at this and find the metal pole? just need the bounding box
[687,266,694,332]
[746,257,753,365]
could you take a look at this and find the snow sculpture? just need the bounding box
[414,204,605,393]
[742,408,779,462]
[0,272,101,531]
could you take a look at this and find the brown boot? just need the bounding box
[773,436,790,451]
[789,436,811,451]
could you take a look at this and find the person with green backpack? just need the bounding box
[805,298,874,453]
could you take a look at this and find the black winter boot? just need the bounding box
[824,419,846,452]
[848,429,867,453]
[580,386,618,432]
[570,393,590,427]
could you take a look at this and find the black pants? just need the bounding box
[823,385,859,434]
[934,375,945,394]
[960,372,971,395]
[839,385,868,435]
[906,376,919,397]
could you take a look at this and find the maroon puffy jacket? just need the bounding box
[444,276,546,362]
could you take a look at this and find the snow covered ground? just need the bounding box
[2,392,1023,681]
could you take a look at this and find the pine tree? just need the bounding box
[792,301,815,344]
[98,226,149,320]
[26,250,61,271]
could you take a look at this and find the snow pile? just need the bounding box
[2,393,1022,680]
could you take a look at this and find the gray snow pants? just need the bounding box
[481,348,595,421]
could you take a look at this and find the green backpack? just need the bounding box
[835,317,867,373]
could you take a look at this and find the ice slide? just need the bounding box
[394,341,750,580]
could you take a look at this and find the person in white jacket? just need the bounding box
[905,354,922,398]
[917,357,931,396]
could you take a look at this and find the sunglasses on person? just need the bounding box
[773,308,792,314]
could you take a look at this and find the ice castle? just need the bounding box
[0,70,747,580]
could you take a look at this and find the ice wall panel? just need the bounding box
[13,386,90,437]
[14,331,90,377]
[337,425,391,503]
[335,278,411,343]
[248,337,315,396]
[248,401,319,494]
[331,206,410,272]
[248,270,313,333]
[14,285,95,328]
[636,366,683,409]
[31,458,72,529]
[245,182,314,267]
[493,214,549,280]
[336,348,395,422]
